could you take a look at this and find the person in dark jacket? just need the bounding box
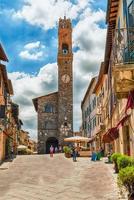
[72,147,77,162]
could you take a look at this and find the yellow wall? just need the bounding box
[0,132,6,162]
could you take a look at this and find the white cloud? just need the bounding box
[24,41,45,50]
[19,41,45,60]
[13,0,93,30]
[8,63,58,140]
[19,50,43,60]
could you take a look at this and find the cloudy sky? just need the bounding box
[0,0,107,140]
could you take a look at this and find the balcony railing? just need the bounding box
[112,28,134,65]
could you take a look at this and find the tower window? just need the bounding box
[62,43,69,55]
[44,104,54,113]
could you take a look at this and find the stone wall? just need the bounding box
[37,92,58,154]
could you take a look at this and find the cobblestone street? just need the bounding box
[0,154,119,200]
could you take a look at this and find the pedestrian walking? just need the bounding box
[50,145,54,157]
[59,146,62,153]
[72,147,77,162]
[10,147,14,160]
[55,146,58,153]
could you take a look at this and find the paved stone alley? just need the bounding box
[0,154,119,200]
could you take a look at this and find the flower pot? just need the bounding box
[65,153,71,158]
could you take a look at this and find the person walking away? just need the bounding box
[10,147,14,160]
[50,145,54,157]
[59,146,62,153]
[55,146,58,153]
[72,147,77,162]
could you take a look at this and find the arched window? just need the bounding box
[62,43,69,55]
[44,104,54,113]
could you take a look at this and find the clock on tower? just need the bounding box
[58,16,73,144]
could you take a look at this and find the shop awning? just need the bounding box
[102,127,119,143]
[117,115,129,128]
[125,90,134,113]
[64,136,92,143]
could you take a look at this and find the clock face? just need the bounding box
[61,74,70,83]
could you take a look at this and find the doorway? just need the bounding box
[123,126,130,156]
[46,137,58,154]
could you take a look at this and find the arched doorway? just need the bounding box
[46,137,58,154]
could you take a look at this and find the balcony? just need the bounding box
[112,28,134,98]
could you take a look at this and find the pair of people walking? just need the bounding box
[91,147,104,161]
[49,145,61,157]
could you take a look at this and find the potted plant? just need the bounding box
[63,146,72,158]
[118,166,134,200]
[111,153,122,173]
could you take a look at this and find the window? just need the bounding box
[89,105,91,114]
[128,1,134,28]
[85,111,86,118]
[93,97,96,109]
[44,104,54,113]
[88,124,90,131]
[94,117,96,126]
[87,107,89,115]
[62,43,69,54]
[105,79,108,91]
[102,87,104,97]
[85,121,87,130]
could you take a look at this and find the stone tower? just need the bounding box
[58,17,73,144]
[33,17,73,154]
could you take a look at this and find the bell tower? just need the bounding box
[57,17,73,144]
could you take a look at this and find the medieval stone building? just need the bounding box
[33,17,73,154]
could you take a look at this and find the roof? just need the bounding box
[0,43,8,62]
[81,76,97,108]
[94,62,105,93]
[33,91,58,112]
[104,0,119,72]
[0,64,14,95]
[0,64,10,93]
[106,0,119,24]
[8,79,14,95]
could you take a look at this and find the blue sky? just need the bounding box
[0,0,107,139]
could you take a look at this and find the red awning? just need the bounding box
[102,127,119,143]
[125,91,134,113]
[102,131,113,143]
[117,115,129,128]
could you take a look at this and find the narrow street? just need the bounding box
[0,154,119,200]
